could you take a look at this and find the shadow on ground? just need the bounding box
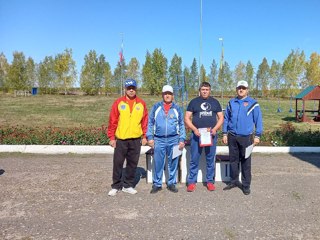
[281,116,296,122]
[289,153,320,169]
[134,167,147,187]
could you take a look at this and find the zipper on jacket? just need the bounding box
[165,107,168,137]
[236,102,241,133]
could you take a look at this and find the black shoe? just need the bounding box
[235,181,243,188]
[167,184,178,193]
[150,186,162,194]
[242,186,251,195]
[223,183,237,190]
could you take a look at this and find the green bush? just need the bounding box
[1,123,319,146]
[0,125,109,145]
[262,122,320,146]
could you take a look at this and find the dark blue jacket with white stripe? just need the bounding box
[222,96,263,138]
[146,101,186,143]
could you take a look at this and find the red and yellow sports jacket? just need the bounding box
[107,96,148,140]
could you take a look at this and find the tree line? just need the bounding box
[0,48,319,97]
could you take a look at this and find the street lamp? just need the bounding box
[219,38,224,69]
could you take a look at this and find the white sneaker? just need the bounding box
[108,188,119,196]
[122,187,137,194]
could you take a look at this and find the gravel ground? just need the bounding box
[0,152,319,240]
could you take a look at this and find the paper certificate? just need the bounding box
[172,145,182,159]
[245,144,254,158]
[199,128,213,147]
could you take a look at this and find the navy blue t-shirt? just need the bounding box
[186,96,222,128]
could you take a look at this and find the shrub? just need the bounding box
[263,122,320,146]
[1,123,319,146]
[0,125,109,145]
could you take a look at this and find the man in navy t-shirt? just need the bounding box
[184,82,224,192]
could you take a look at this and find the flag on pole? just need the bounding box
[219,38,224,70]
[119,42,124,65]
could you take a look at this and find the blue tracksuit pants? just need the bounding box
[187,132,217,184]
[152,136,179,187]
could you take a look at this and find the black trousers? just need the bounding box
[111,138,141,189]
[228,133,252,187]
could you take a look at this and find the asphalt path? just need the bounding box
[0,152,319,240]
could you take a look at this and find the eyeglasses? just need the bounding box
[237,86,247,90]
[126,87,136,91]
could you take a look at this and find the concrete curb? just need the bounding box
[0,145,320,154]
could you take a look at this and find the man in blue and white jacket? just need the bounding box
[222,80,263,195]
[147,85,186,194]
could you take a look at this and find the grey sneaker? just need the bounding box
[122,187,137,194]
[108,188,119,196]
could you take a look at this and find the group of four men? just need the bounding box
[107,79,263,197]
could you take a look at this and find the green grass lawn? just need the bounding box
[1,93,320,146]
[1,93,319,132]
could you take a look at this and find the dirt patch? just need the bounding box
[1,153,320,239]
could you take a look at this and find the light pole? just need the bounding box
[199,0,203,88]
[219,37,224,106]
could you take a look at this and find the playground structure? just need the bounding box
[295,85,320,122]
[173,75,188,111]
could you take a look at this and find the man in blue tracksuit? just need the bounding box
[222,80,263,195]
[147,85,186,194]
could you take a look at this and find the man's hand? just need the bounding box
[178,141,185,150]
[193,128,200,137]
[147,139,154,148]
[141,138,148,146]
[211,128,217,136]
[222,135,228,145]
[254,137,260,145]
[109,139,116,148]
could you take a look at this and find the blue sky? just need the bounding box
[1,0,320,75]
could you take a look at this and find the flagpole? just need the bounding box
[120,33,124,96]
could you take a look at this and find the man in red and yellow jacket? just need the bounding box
[107,79,148,196]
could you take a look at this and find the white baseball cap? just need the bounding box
[162,85,173,93]
[236,80,248,88]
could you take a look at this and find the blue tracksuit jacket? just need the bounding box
[146,101,186,142]
[223,96,263,137]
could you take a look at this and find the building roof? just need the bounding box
[295,86,320,100]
